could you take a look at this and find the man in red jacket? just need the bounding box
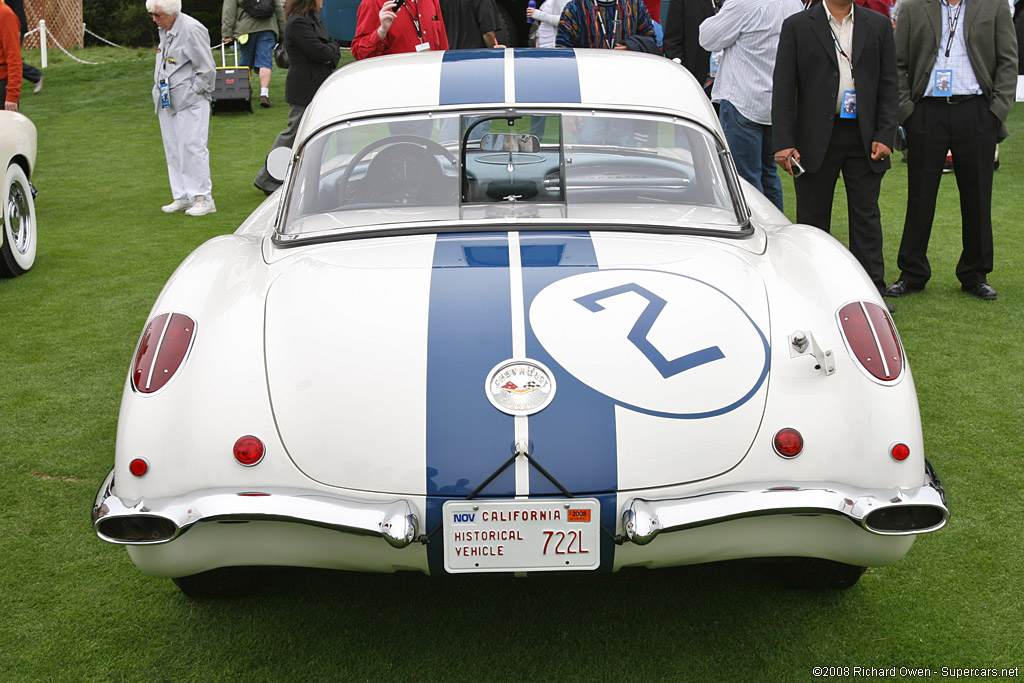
[351,0,449,59]
[0,0,23,111]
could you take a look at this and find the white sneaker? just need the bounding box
[185,195,217,217]
[161,197,193,213]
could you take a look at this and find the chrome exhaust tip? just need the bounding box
[96,515,180,544]
[863,504,947,534]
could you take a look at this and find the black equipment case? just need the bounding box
[212,42,252,114]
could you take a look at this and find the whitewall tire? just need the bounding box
[1,163,37,277]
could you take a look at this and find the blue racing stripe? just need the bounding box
[425,233,516,573]
[513,48,581,103]
[439,50,506,105]
[520,232,618,571]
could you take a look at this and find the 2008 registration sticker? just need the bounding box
[442,498,601,573]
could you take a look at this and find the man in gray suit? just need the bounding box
[884,0,1017,301]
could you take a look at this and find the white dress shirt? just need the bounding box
[826,5,855,114]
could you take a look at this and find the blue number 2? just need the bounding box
[574,284,725,379]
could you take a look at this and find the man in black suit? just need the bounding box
[663,0,718,97]
[884,0,1017,301]
[772,0,899,303]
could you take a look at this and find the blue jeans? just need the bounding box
[719,100,783,211]
[239,30,275,72]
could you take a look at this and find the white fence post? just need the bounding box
[39,20,48,68]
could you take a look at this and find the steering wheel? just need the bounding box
[338,135,458,205]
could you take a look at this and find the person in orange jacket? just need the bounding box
[0,0,23,111]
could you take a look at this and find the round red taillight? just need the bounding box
[890,443,911,461]
[773,428,804,458]
[129,458,149,477]
[233,435,265,466]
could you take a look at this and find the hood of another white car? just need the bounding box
[264,231,771,497]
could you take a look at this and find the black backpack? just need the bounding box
[239,0,275,19]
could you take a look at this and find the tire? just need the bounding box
[172,568,243,599]
[0,163,37,277]
[774,558,866,590]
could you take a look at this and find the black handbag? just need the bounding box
[274,42,289,69]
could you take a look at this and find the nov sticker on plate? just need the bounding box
[443,499,601,573]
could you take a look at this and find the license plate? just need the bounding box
[442,498,601,573]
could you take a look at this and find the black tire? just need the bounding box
[172,568,244,598]
[0,162,37,277]
[774,558,866,590]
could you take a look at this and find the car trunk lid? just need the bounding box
[264,231,770,497]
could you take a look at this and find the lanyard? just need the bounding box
[405,0,424,42]
[594,1,621,49]
[944,0,963,58]
[827,16,855,84]
[160,31,174,76]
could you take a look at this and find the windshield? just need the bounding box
[277,110,747,240]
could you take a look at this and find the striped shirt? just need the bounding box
[699,0,802,124]
[556,0,655,49]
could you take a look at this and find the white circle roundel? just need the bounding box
[529,269,769,417]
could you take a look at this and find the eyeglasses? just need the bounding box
[150,11,165,17]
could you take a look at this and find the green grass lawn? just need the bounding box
[1,46,1022,682]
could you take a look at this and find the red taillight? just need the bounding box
[131,312,196,394]
[129,458,149,476]
[233,435,265,466]
[773,428,804,458]
[890,443,911,461]
[838,301,903,382]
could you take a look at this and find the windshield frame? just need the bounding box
[271,108,753,247]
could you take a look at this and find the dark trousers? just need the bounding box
[794,118,886,291]
[897,96,997,288]
[23,63,41,85]
[253,102,306,193]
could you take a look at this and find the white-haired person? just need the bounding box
[148,0,218,216]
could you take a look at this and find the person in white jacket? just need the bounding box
[527,0,569,47]
[148,0,217,216]
[526,0,569,138]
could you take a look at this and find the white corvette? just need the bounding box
[93,49,948,596]
[0,111,37,277]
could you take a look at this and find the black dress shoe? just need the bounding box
[885,300,895,314]
[884,280,925,297]
[962,282,998,300]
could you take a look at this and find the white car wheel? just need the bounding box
[0,163,37,277]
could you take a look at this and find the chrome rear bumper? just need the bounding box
[622,462,948,545]
[91,469,419,549]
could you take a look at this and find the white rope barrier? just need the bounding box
[84,26,129,49]
[42,24,101,65]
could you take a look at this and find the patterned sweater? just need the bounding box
[555,0,654,48]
